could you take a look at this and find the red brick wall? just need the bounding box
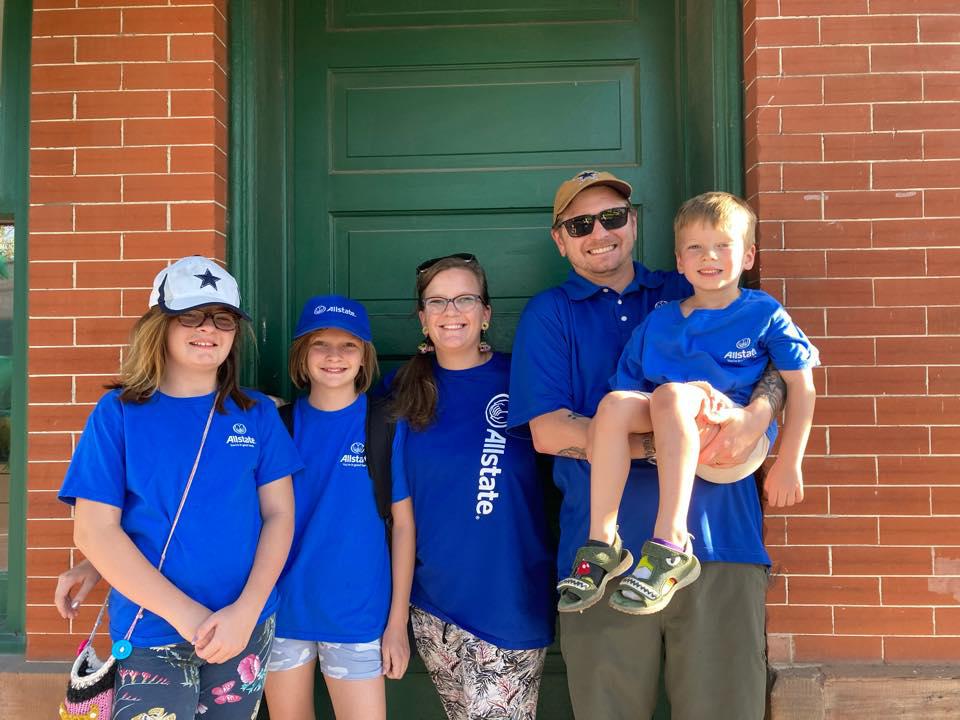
[744,0,960,664]
[21,0,960,667]
[27,0,228,659]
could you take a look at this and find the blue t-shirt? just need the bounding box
[275,394,409,643]
[509,262,772,578]
[395,353,555,650]
[59,389,303,647]
[612,289,820,405]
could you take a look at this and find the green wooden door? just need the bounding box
[288,3,676,718]
[290,0,681,367]
[231,1,745,717]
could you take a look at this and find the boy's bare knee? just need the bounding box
[650,382,685,406]
[597,392,641,423]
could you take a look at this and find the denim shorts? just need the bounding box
[266,636,382,680]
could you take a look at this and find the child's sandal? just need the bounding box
[557,533,633,613]
[609,538,701,615]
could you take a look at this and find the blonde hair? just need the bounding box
[673,191,757,250]
[110,306,254,413]
[288,330,379,393]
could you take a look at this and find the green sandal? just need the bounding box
[609,539,701,615]
[557,534,634,613]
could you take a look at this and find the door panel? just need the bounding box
[330,0,636,29]
[293,0,680,365]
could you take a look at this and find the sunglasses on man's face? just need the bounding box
[416,252,477,275]
[555,206,632,238]
[176,309,239,331]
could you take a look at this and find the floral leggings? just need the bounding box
[411,606,547,720]
[111,616,275,720]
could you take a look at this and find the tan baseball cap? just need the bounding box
[552,170,633,223]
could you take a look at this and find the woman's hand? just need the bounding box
[54,559,102,620]
[381,619,411,680]
[193,601,259,664]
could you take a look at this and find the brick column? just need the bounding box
[744,0,960,665]
[27,0,228,659]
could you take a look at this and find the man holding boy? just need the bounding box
[509,171,784,719]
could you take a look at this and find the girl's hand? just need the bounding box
[381,619,410,680]
[54,560,102,620]
[171,602,215,647]
[193,602,259,664]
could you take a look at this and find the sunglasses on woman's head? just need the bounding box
[175,309,239,331]
[555,206,631,238]
[416,252,477,275]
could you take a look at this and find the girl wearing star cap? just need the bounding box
[56,256,302,719]
[263,294,415,720]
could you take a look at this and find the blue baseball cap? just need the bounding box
[294,294,372,342]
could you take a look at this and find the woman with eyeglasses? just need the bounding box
[55,256,301,720]
[387,253,556,720]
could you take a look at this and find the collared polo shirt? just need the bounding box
[509,262,771,578]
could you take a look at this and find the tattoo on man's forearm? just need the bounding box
[752,362,786,416]
[557,447,588,459]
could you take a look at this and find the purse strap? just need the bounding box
[85,395,219,645]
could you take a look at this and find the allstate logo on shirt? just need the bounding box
[654,300,668,309]
[475,393,509,519]
[484,393,509,429]
[340,439,366,468]
[724,337,758,362]
[226,422,256,448]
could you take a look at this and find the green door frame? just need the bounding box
[0,0,31,651]
[228,0,744,394]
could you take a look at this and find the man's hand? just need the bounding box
[698,405,768,467]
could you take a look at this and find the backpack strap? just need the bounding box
[278,401,295,437]
[364,393,396,544]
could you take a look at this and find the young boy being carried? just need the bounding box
[557,191,819,615]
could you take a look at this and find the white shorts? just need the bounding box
[625,389,771,484]
[266,636,383,680]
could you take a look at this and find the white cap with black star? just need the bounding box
[148,256,250,319]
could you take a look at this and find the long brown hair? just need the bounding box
[391,255,491,431]
[109,306,254,413]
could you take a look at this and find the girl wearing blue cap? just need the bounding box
[389,254,555,720]
[56,256,301,719]
[263,295,415,720]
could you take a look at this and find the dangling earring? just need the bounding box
[418,326,434,354]
[479,321,491,353]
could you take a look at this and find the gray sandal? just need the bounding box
[609,538,701,615]
[557,533,634,613]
